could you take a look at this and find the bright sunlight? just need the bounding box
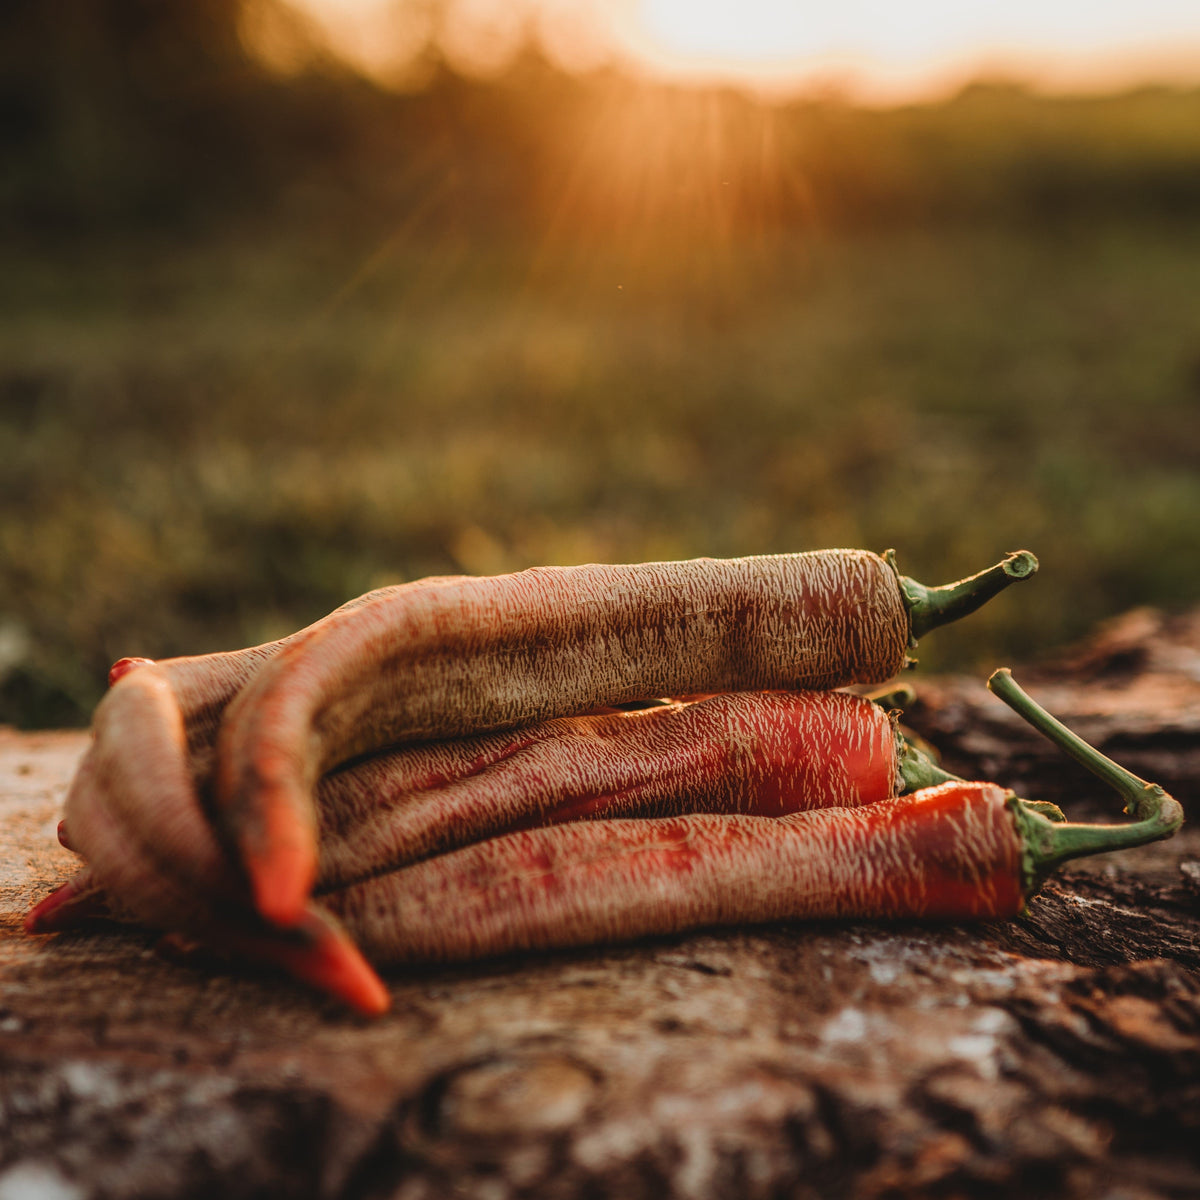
[620,0,1200,98]
[282,0,1200,101]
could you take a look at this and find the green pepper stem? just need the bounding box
[988,668,1184,887]
[892,550,1038,645]
[898,735,961,792]
[1017,799,1066,823]
[863,682,917,710]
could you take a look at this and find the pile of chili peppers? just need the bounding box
[27,548,1183,1015]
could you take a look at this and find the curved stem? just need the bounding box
[1009,797,1182,889]
[988,668,1184,889]
[988,669,1175,822]
[893,550,1038,645]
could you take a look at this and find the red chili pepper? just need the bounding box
[315,688,954,889]
[323,781,1026,965]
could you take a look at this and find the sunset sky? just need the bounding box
[280,0,1200,101]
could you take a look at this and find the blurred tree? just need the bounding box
[0,0,358,227]
[2,2,1199,235]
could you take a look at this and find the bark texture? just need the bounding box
[2,606,1200,1200]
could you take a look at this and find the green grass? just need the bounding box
[2,216,1198,726]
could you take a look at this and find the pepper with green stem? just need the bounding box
[319,670,1184,973]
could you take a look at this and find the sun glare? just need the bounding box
[639,1,817,64]
[275,0,1200,101]
[620,0,1200,100]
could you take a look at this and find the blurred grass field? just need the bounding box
[3,206,1198,727]
[4,8,1200,726]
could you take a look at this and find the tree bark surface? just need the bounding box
[2,607,1200,1200]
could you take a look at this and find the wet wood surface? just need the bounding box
[2,607,1200,1199]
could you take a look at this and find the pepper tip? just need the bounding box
[1001,551,1038,580]
[107,656,155,687]
[25,879,93,933]
[275,915,391,1016]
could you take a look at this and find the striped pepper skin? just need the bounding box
[325,782,1027,966]
[315,688,907,889]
